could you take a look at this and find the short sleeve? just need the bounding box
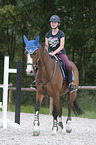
[45,32,48,38]
[60,30,65,38]
[45,30,51,38]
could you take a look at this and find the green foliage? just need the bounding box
[0,0,96,108]
[77,90,96,110]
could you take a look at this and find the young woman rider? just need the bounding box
[45,15,77,93]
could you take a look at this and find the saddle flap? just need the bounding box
[53,55,66,79]
[53,55,74,82]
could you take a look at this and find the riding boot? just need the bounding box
[67,68,77,93]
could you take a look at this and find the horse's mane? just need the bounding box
[39,42,51,58]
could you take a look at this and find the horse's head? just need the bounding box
[24,35,40,76]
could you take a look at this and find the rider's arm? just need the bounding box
[45,37,49,51]
[49,37,65,56]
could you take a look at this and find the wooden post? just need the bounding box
[15,60,22,125]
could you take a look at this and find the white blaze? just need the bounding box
[26,54,33,75]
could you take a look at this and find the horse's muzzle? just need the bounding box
[26,71,34,76]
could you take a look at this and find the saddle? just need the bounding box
[53,55,74,85]
[53,55,66,84]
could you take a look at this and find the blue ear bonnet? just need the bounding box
[23,35,40,54]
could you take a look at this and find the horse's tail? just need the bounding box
[73,99,84,115]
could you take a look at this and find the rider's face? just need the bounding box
[50,21,59,29]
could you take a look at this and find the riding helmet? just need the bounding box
[49,15,60,23]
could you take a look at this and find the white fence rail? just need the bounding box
[0,56,20,129]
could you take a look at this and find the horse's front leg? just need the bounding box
[33,99,40,136]
[33,93,44,136]
[51,105,58,135]
[58,115,63,133]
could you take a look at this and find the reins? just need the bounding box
[36,46,57,96]
[36,60,57,87]
[35,58,57,97]
[35,45,57,81]
[26,44,57,96]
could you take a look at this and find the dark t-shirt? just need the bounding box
[45,30,66,54]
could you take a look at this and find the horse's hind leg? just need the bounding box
[66,91,77,133]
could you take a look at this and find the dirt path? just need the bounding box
[0,112,96,145]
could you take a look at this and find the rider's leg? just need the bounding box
[67,68,77,92]
[58,53,77,93]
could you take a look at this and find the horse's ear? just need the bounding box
[35,35,39,45]
[24,35,28,44]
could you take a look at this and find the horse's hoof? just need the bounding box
[66,120,72,133]
[51,127,57,136]
[33,124,40,136]
[33,130,40,136]
[62,130,66,135]
[58,121,63,134]
[66,128,72,133]
[51,130,57,136]
[58,126,62,134]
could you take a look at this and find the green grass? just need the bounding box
[0,90,96,119]
[3,104,95,119]
[9,104,50,115]
[0,104,96,119]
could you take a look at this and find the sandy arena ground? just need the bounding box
[0,111,96,145]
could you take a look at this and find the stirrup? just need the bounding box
[68,82,77,93]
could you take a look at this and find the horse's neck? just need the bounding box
[38,45,54,71]
[39,46,49,65]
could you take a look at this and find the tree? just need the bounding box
[0,0,96,86]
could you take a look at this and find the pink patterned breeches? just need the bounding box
[58,53,71,70]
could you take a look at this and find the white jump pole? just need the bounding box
[3,56,9,128]
[0,56,20,129]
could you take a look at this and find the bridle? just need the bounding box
[26,46,39,72]
[26,45,51,70]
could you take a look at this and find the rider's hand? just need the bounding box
[49,52,55,56]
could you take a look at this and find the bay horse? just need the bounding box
[24,35,83,136]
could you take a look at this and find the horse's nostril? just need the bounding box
[26,70,34,76]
